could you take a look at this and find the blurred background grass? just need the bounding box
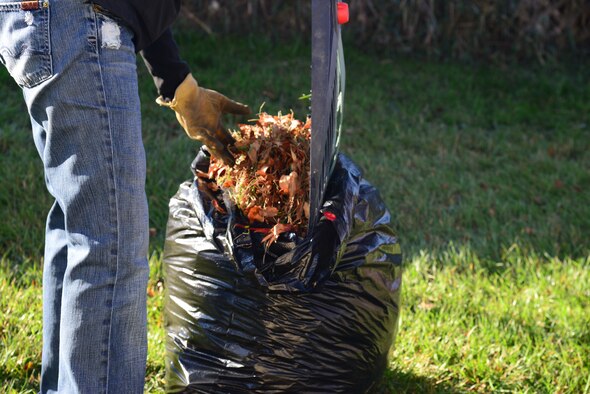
[1,3,589,393]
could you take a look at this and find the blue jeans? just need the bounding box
[0,1,149,392]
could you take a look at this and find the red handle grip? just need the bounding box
[337,2,349,25]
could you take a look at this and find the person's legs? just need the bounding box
[1,0,149,392]
[40,200,68,390]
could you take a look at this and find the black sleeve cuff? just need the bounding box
[140,28,191,100]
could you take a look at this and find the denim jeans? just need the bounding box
[0,0,149,392]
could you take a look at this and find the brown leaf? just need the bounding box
[24,361,34,372]
[262,206,278,218]
[288,171,299,198]
[303,117,311,129]
[261,223,293,247]
[212,200,226,214]
[261,114,276,124]
[279,174,291,194]
[256,165,269,177]
[290,148,299,162]
[247,140,261,164]
[247,206,265,222]
[289,119,301,131]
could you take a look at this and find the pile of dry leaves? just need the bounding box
[198,112,311,245]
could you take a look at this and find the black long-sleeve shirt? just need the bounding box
[91,0,190,99]
[140,29,190,100]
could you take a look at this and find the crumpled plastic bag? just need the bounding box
[163,153,402,393]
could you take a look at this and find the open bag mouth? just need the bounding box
[189,145,363,292]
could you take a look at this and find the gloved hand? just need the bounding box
[157,73,250,165]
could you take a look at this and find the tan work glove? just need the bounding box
[157,74,250,165]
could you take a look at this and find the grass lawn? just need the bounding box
[1,28,589,393]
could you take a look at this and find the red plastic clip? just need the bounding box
[323,211,337,221]
[337,2,349,25]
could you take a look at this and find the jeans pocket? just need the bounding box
[0,0,52,88]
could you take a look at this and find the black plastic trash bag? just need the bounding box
[162,153,402,393]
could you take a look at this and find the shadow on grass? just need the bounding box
[380,368,463,394]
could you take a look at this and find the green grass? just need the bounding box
[1,28,589,393]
